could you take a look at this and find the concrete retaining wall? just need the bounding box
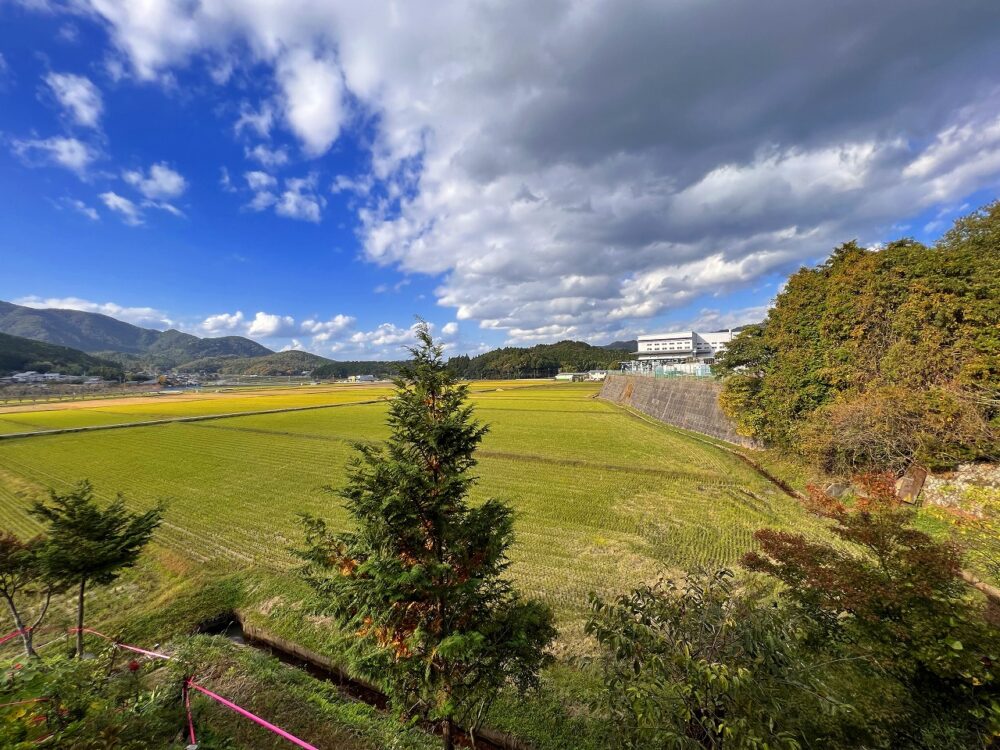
[599,374,756,448]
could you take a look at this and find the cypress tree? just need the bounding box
[300,323,555,748]
[31,481,163,658]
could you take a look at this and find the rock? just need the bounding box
[895,465,928,504]
[825,482,851,498]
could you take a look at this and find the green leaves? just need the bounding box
[300,322,555,737]
[716,204,1000,473]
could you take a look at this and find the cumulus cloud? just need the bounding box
[49,0,1000,340]
[442,321,459,337]
[276,49,344,157]
[99,191,143,225]
[14,295,173,328]
[301,314,355,342]
[44,72,102,127]
[123,162,187,199]
[275,175,324,222]
[11,136,96,175]
[244,170,276,191]
[281,338,305,352]
[247,311,296,337]
[245,143,289,167]
[200,310,245,334]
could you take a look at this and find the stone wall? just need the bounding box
[599,374,756,448]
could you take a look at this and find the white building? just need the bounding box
[623,330,735,374]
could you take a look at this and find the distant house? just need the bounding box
[348,374,376,383]
[554,372,588,382]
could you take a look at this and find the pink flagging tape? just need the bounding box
[188,680,320,750]
[183,680,197,746]
[71,628,172,660]
[0,628,28,647]
[18,627,318,749]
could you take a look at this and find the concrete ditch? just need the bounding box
[200,610,534,750]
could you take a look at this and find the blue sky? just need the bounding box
[1,1,999,358]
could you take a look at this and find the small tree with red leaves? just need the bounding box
[743,475,999,742]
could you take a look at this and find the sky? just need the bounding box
[1,1,999,359]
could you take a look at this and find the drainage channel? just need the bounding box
[199,612,528,750]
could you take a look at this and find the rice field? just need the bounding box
[0,381,829,622]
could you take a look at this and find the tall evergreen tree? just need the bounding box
[30,481,163,658]
[300,323,555,748]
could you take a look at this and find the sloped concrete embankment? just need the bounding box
[599,374,756,448]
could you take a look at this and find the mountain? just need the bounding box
[600,339,636,351]
[177,350,335,376]
[311,360,406,379]
[447,340,633,379]
[0,300,271,368]
[0,332,124,378]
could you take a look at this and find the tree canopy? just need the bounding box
[299,323,555,748]
[714,202,1000,473]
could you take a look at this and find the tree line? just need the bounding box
[714,201,1000,475]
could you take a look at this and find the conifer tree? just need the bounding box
[31,481,163,658]
[300,323,555,748]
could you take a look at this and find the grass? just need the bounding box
[0,380,836,748]
[0,382,828,627]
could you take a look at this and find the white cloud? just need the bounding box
[123,162,187,199]
[99,191,143,225]
[442,321,459,337]
[244,170,276,191]
[245,143,289,167]
[275,175,324,222]
[14,295,173,328]
[12,136,96,175]
[277,49,345,157]
[44,72,102,127]
[200,310,245,334]
[235,101,274,138]
[40,1,1000,341]
[142,199,184,217]
[65,198,99,220]
[301,314,355,342]
[281,338,305,352]
[219,166,236,192]
[247,190,277,211]
[247,311,296,337]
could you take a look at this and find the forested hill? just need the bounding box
[714,200,1000,475]
[0,332,124,378]
[447,340,634,378]
[0,300,270,365]
[176,350,335,376]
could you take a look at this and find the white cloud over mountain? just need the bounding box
[41,0,1000,341]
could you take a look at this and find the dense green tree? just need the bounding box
[299,323,556,748]
[586,569,843,749]
[30,481,163,658]
[0,533,57,658]
[714,203,1000,473]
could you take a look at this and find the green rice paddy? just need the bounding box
[0,381,827,625]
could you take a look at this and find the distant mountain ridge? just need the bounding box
[0,300,271,368]
[0,332,124,378]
